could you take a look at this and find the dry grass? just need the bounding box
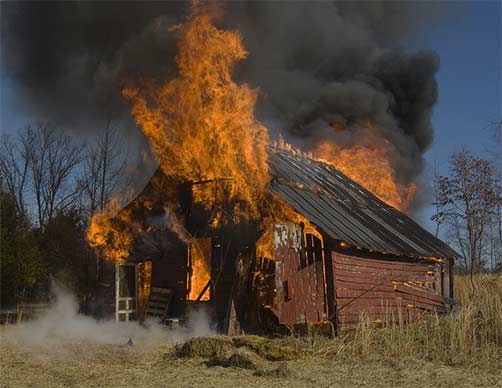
[1,274,501,388]
[337,273,502,366]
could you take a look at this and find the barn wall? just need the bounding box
[274,223,327,325]
[330,251,449,327]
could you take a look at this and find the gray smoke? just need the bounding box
[1,1,459,209]
[6,281,214,348]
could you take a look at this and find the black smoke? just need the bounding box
[0,1,457,208]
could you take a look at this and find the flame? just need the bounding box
[188,238,211,301]
[137,261,152,318]
[123,8,269,222]
[86,5,417,311]
[86,198,135,264]
[312,128,416,212]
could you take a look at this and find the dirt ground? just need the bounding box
[1,339,500,388]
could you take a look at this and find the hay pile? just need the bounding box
[172,335,298,376]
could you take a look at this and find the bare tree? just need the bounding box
[0,130,32,215]
[25,123,84,229]
[81,119,127,215]
[435,150,500,278]
[431,162,449,237]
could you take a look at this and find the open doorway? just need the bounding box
[187,238,212,301]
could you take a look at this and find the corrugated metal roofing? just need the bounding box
[268,150,459,259]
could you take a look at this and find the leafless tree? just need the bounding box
[431,162,449,238]
[0,130,32,215]
[435,150,500,278]
[24,123,84,229]
[81,119,127,215]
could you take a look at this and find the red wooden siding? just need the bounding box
[274,224,327,325]
[332,252,448,327]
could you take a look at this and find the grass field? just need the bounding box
[1,274,501,388]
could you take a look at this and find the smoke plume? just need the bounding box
[1,1,456,209]
[7,281,214,348]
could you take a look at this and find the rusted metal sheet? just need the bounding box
[331,252,448,327]
[274,223,326,325]
[268,150,459,259]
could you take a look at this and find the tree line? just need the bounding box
[0,121,126,309]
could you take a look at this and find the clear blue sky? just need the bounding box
[411,1,501,228]
[416,1,500,170]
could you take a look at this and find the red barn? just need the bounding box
[96,149,458,333]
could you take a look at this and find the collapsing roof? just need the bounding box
[269,150,459,260]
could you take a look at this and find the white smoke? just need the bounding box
[6,281,215,348]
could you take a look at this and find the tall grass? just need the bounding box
[311,274,502,368]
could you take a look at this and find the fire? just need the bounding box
[123,7,270,222]
[188,238,211,301]
[137,261,152,318]
[86,198,135,263]
[313,134,416,212]
[86,5,418,316]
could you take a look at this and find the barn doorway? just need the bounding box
[187,238,212,301]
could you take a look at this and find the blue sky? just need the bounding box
[416,1,501,170]
[409,1,501,228]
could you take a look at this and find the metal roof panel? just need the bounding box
[268,150,460,259]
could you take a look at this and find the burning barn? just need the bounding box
[84,9,458,335]
[92,148,458,334]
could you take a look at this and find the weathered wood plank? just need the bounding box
[336,297,446,312]
[334,269,433,283]
[334,263,432,278]
[333,254,435,272]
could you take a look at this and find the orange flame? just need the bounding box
[312,120,416,212]
[123,8,270,222]
[86,5,416,290]
[86,198,135,264]
[137,261,152,318]
[188,238,211,301]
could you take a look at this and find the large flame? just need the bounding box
[86,6,417,300]
[312,123,416,212]
[123,9,270,221]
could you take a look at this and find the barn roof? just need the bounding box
[268,150,459,259]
